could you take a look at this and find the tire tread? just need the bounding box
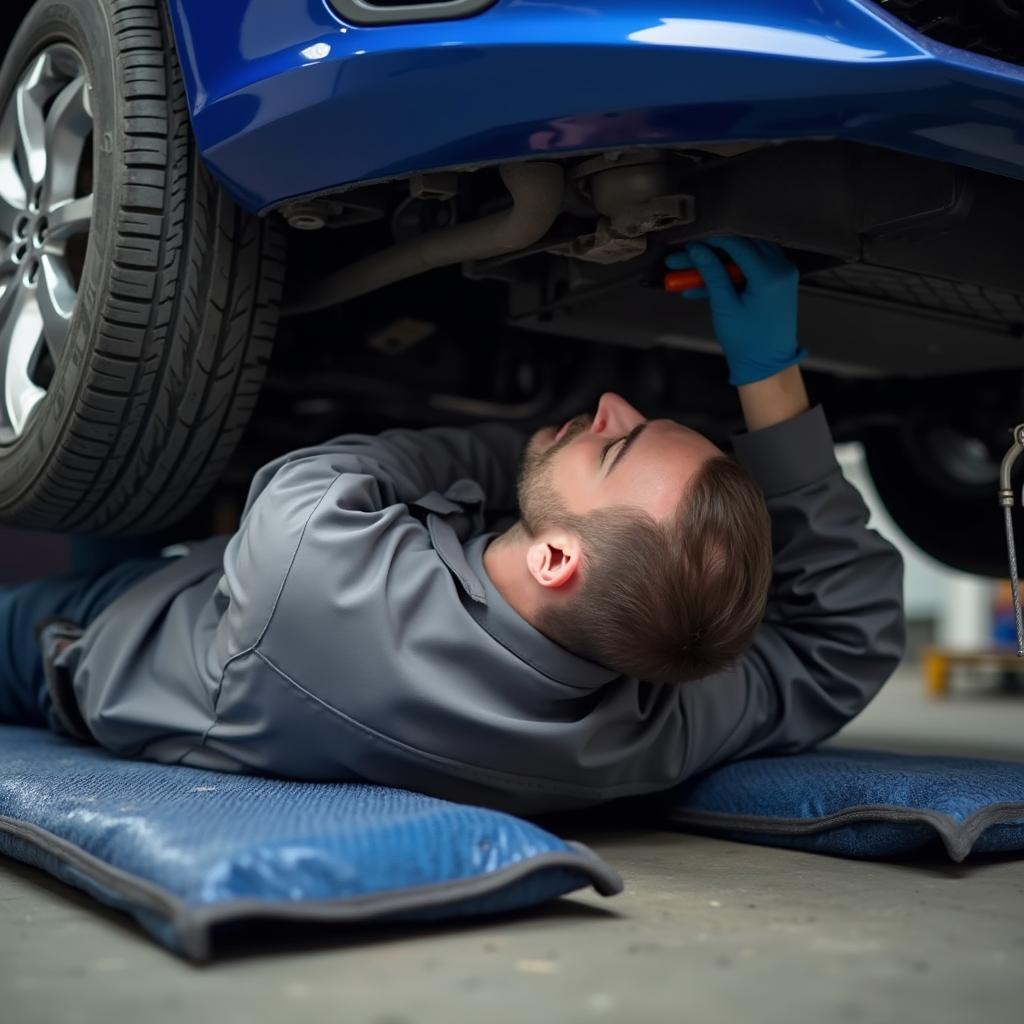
[1,0,284,534]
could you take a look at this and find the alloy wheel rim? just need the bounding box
[0,44,94,443]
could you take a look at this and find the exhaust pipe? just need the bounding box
[285,162,564,316]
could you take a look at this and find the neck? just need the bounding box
[483,521,542,628]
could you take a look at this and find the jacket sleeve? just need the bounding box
[212,423,525,665]
[240,422,525,523]
[675,405,906,778]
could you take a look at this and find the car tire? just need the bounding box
[863,424,1013,578]
[0,0,285,534]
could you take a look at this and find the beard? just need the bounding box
[516,414,591,536]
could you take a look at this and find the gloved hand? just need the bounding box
[665,236,806,386]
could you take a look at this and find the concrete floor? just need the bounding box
[2,666,1023,1024]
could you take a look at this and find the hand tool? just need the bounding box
[664,261,746,294]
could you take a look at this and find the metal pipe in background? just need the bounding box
[998,423,1024,657]
[999,425,1024,500]
[285,162,565,316]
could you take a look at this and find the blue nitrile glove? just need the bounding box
[665,236,806,386]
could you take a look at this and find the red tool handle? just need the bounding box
[664,261,745,294]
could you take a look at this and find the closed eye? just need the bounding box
[605,422,648,474]
[600,436,627,467]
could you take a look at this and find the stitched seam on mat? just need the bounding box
[666,804,961,840]
[0,814,183,920]
[958,802,1024,845]
[181,849,623,935]
[0,817,618,963]
[667,801,1024,837]
[253,649,651,799]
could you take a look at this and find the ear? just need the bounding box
[526,532,581,589]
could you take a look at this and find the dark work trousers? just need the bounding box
[0,558,168,732]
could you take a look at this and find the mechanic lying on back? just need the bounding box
[0,238,905,813]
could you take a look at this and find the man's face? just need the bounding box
[518,392,723,533]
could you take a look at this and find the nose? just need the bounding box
[592,392,645,436]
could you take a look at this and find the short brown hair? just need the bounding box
[536,456,772,683]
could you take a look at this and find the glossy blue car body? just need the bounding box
[166,0,1024,214]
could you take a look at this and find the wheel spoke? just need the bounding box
[0,48,87,438]
[37,254,75,362]
[0,241,16,281]
[0,272,17,320]
[0,282,45,436]
[42,76,91,207]
[0,101,28,213]
[14,57,49,193]
[0,192,20,242]
[46,193,92,242]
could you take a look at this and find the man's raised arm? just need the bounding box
[663,237,905,777]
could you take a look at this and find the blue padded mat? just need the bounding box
[0,727,621,960]
[664,747,1024,862]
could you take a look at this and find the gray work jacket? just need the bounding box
[54,406,905,814]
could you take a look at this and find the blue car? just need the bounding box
[0,0,1021,573]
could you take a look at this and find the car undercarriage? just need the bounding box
[1,0,1023,576]
[250,137,1023,575]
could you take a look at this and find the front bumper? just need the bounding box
[168,0,1024,213]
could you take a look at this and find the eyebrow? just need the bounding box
[606,422,648,475]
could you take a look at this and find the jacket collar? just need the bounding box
[463,533,620,691]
